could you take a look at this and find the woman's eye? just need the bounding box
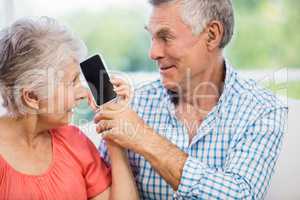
[71,76,80,86]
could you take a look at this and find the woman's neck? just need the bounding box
[0,115,50,147]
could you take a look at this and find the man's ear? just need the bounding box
[205,20,224,51]
[21,89,40,111]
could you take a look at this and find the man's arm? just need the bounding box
[134,125,188,190]
[95,101,287,199]
[97,108,188,190]
[132,107,288,199]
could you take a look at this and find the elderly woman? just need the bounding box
[0,17,138,200]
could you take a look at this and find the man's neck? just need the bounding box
[172,57,225,137]
[179,57,225,110]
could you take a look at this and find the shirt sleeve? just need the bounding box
[80,131,112,198]
[98,138,111,167]
[175,107,288,200]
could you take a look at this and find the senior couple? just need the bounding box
[0,0,287,199]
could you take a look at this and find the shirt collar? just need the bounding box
[161,59,237,142]
[164,59,236,107]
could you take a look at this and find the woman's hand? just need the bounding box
[110,76,133,103]
[91,77,139,200]
[106,140,126,157]
[86,76,133,112]
[105,130,140,200]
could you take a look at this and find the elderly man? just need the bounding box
[95,0,288,199]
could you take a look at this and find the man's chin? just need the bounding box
[160,77,180,92]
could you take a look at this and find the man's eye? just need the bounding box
[162,37,168,42]
[160,36,171,43]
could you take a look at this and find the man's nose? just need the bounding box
[149,40,164,61]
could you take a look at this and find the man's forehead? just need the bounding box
[146,11,180,34]
[145,21,173,35]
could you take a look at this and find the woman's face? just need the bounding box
[38,61,87,127]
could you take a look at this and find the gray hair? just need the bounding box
[0,17,87,117]
[149,0,234,48]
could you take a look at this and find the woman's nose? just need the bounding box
[75,85,88,101]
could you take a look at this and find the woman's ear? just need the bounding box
[205,20,224,51]
[21,89,40,111]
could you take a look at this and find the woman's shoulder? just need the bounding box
[53,124,84,138]
[54,124,83,135]
[51,125,95,151]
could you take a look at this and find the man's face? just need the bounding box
[147,2,209,92]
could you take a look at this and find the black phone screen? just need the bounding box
[80,55,116,106]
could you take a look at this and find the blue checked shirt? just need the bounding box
[98,62,288,200]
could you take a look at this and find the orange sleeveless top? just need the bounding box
[0,125,111,200]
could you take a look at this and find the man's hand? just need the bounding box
[94,101,149,150]
[94,101,188,190]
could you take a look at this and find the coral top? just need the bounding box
[0,125,111,200]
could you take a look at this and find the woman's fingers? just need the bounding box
[114,85,130,99]
[111,77,126,87]
[111,77,132,95]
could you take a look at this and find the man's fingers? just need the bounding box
[94,103,127,123]
[96,120,114,133]
[94,111,114,123]
[99,128,119,140]
[97,101,123,112]
[99,128,114,138]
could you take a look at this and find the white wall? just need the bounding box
[266,99,300,200]
[1,0,15,27]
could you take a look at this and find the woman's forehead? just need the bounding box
[62,61,80,79]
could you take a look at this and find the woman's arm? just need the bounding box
[91,77,138,200]
[107,141,139,200]
[89,142,139,200]
[89,187,110,200]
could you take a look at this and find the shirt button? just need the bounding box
[173,193,178,200]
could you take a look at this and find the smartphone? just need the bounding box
[80,54,116,106]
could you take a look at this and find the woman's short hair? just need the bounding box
[0,17,87,117]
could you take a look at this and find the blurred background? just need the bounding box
[1,1,299,198]
[1,0,298,123]
[1,0,298,71]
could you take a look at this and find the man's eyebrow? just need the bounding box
[156,28,172,36]
[144,25,173,37]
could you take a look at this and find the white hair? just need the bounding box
[0,17,87,117]
[149,0,235,48]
